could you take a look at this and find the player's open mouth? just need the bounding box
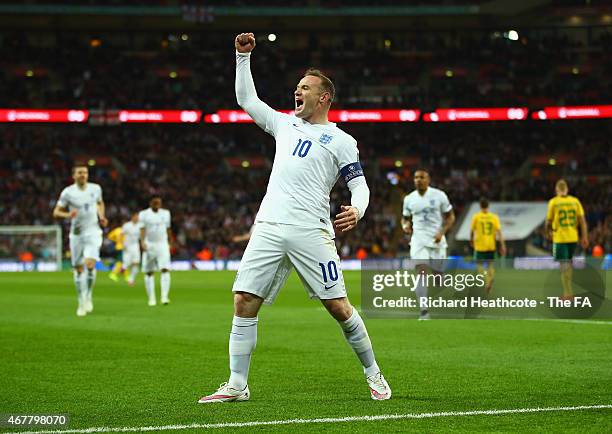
[295,99,304,110]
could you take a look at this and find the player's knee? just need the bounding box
[323,298,353,321]
[233,292,262,317]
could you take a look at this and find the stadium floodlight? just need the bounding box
[0,225,62,272]
[268,33,277,42]
[508,30,519,41]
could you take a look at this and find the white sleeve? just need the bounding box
[166,211,171,228]
[347,176,370,220]
[402,196,411,218]
[235,51,283,136]
[440,191,452,213]
[97,185,103,202]
[57,188,69,208]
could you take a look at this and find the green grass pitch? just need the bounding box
[0,271,611,433]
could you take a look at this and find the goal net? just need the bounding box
[0,225,62,272]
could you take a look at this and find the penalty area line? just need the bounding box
[8,404,612,434]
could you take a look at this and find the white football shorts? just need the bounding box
[141,242,171,272]
[69,232,102,267]
[409,243,447,271]
[122,244,141,266]
[232,222,347,304]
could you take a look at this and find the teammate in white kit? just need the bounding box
[139,197,172,306]
[53,165,108,316]
[122,213,141,286]
[199,33,391,403]
[401,170,455,320]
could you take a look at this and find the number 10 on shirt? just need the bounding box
[292,138,312,157]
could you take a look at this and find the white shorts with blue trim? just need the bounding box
[232,222,347,304]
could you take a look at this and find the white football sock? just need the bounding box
[339,308,380,377]
[415,274,428,312]
[145,274,155,302]
[129,265,138,283]
[73,270,84,303]
[86,268,96,297]
[160,272,171,301]
[228,315,258,390]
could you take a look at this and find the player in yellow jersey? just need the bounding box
[545,179,588,298]
[470,198,506,294]
[107,225,125,281]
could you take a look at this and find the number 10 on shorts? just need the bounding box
[319,260,338,283]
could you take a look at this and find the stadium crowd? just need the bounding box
[1,26,611,110]
[1,120,609,259]
[1,25,610,260]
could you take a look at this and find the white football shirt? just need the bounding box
[402,187,452,248]
[139,208,171,244]
[236,52,363,235]
[56,183,103,236]
[122,221,141,248]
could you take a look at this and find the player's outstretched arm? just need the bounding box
[234,32,279,133]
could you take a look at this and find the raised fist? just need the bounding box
[235,33,256,53]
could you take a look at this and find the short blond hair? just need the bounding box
[304,68,335,103]
[555,179,568,192]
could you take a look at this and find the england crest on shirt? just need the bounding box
[319,133,333,144]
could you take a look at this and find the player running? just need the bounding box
[122,213,141,286]
[544,179,588,299]
[107,224,125,282]
[401,169,455,320]
[139,197,172,306]
[198,32,390,403]
[470,198,506,294]
[53,165,107,316]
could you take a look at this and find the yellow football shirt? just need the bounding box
[546,195,584,243]
[107,227,124,250]
[470,211,501,252]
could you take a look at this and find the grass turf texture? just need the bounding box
[0,271,610,433]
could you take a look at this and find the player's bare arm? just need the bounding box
[544,218,553,240]
[167,228,174,249]
[401,216,412,235]
[579,215,588,249]
[97,200,108,227]
[435,210,455,243]
[497,229,507,256]
[53,205,77,220]
[140,227,147,252]
[235,32,256,53]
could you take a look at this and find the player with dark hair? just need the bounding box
[53,165,108,316]
[198,32,390,403]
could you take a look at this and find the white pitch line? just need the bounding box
[7,404,612,434]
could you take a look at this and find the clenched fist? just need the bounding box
[235,33,256,53]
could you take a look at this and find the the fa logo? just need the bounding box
[319,134,333,144]
[430,199,435,206]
